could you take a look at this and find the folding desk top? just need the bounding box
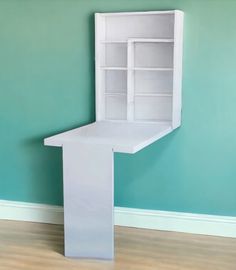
[44,121,172,154]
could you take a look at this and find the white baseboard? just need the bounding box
[115,207,236,238]
[0,200,236,238]
[0,200,64,225]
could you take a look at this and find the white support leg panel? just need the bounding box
[63,142,114,259]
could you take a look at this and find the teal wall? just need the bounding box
[0,0,236,216]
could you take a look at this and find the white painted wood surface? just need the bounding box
[63,142,114,259]
[44,10,184,260]
[95,10,183,126]
[44,121,172,153]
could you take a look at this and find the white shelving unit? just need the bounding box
[95,11,183,127]
[44,10,184,260]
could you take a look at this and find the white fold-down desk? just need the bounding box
[44,10,184,260]
[45,121,172,153]
[44,121,173,259]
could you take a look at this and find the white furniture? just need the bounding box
[44,10,184,259]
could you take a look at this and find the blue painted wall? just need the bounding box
[0,0,236,216]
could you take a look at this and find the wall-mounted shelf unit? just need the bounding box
[95,11,183,126]
[44,10,184,260]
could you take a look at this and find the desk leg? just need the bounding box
[62,142,114,259]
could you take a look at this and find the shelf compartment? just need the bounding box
[134,96,172,121]
[105,95,127,120]
[134,70,173,94]
[100,43,127,68]
[134,42,173,68]
[104,70,127,94]
[105,14,174,40]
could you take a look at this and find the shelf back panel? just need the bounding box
[105,70,127,93]
[134,70,173,94]
[105,96,127,120]
[101,43,127,67]
[105,14,174,41]
[134,42,173,68]
[134,96,172,121]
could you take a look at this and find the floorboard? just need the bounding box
[0,220,235,270]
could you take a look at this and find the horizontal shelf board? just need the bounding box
[100,67,173,71]
[97,11,177,17]
[101,40,127,43]
[130,38,174,43]
[134,118,172,122]
[135,92,172,97]
[105,119,172,125]
[101,39,174,43]
[100,67,128,70]
[133,120,172,124]
[105,92,127,96]
[133,67,173,71]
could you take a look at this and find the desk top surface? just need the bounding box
[44,121,173,153]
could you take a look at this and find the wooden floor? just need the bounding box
[0,220,236,270]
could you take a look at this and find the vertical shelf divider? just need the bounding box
[127,40,135,121]
[95,14,106,121]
